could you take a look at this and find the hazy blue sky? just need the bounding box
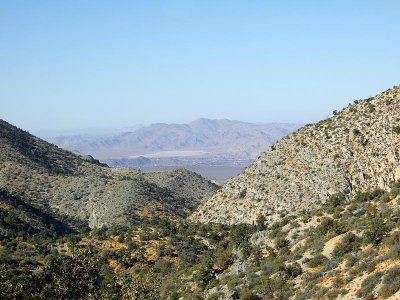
[1,1,399,132]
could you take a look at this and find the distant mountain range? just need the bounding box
[45,119,301,160]
[44,119,301,182]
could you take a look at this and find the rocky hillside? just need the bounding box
[178,183,400,300]
[0,120,218,228]
[191,85,400,224]
[143,169,218,208]
[0,189,74,239]
[2,181,399,299]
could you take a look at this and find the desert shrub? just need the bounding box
[367,103,376,113]
[226,274,242,289]
[195,261,214,289]
[268,227,282,239]
[370,188,386,200]
[344,254,358,269]
[256,214,267,231]
[251,246,263,267]
[240,288,258,300]
[207,293,221,300]
[285,262,303,279]
[216,249,233,270]
[357,272,383,298]
[390,181,400,197]
[326,193,346,209]
[349,260,371,278]
[100,271,121,299]
[387,244,400,260]
[363,215,388,245]
[393,126,400,134]
[378,266,400,298]
[315,217,334,235]
[120,270,160,300]
[241,241,253,259]
[325,288,342,299]
[259,275,294,300]
[379,192,392,203]
[384,231,400,259]
[230,224,253,247]
[274,237,289,250]
[321,259,339,273]
[332,233,360,258]
[92,227,108,240]
[0,248,13,264]
[301,213,312,223]
[353,192,373,203]
[239,188,247,198]
[302,271,324,287]
[39,250,102,299]
[330,219,346,235]
[154,259,173,276]
[306,254,328,268]
[279,217,291,227]
[348,202,370,217]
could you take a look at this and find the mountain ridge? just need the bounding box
[45,119,301,160]
[0,119,218,228]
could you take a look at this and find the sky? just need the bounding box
[1,0,400,133]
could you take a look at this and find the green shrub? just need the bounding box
[216,249,233,270]
[332,233,360,258]
[326,193,346,209]
[384,231,400,259]
[239,188,247,198]
[344,254,358,269]
[363,216,388,245]
[226,274,242,289]
[315,217,334,235]
[274,237,289,250]
[256,214,267,231]
[230,224,253,247]
[378,266,400,298]
[367,103,376,113]
[357,272,383,298]
[320,259,339,272]
[154,259,173,276]
[393,126,400,134]
[207,292,221,300]
[305,254,328,268]
[353,192,373,203]
[195,261,214,289]
[240,288,258,300]
[390,181,400,197]
[285,262,303,279]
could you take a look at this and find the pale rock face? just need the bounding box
[395,166,400,182]
[191,86,400,224]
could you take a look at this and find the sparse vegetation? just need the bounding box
[1,85,400,299]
